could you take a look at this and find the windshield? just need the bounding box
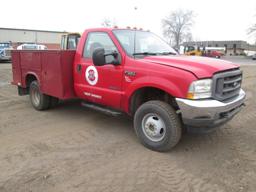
[113,30,177,57]
[22,44,38,50]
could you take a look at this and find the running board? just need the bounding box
[81,102,122,117]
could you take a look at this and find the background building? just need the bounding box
[183,40,256,55]
[0,27,67,49]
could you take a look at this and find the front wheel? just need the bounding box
[29,81,50,110]
[134,100,182,152]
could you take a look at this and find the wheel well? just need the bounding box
[26,74,37,88]
[129,87,179,115]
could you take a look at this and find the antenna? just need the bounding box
[134,6,138,28]
[133,6,139,58]
[133,29,137,58]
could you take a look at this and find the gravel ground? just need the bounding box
[0,58,255,192]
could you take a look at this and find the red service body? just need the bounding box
[12,50,76,99]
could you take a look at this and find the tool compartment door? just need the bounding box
[41,50,75,99]
[11,51,22,86]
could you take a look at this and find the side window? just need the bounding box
[67,36,77,50]
[83,32,118,61]
[61,35,66,50]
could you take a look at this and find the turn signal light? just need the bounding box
[186,92,194,99]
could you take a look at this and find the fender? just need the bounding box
[23,71,41,88]
[122,76,187,113]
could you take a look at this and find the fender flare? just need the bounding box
[123,76,185,113]
[24,72,40,88]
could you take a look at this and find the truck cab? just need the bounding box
[60,33,81,50]
[11,28,246,152]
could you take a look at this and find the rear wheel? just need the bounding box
[134,100,182,152]
[29,81,50,110]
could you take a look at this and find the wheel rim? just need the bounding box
[31,86,40,106]
[142,113,166,142]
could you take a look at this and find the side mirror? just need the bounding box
[92,48,106,66]
[92,48,121,66]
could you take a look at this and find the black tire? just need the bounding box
[29,81,50,110]
[134,100,182,152]
[49,96,59,108]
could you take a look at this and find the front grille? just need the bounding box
[212,69,242,101]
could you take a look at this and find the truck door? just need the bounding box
[77,32,123,109]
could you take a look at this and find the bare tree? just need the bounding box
[184,32,193,43]
[248,24,256,44]
[101,18,114,28]
[162,9,194,48]
[248,24,256,34]
[247,14,256,44]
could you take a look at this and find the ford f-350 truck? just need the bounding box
[11,28,246,151]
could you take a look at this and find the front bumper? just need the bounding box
[176,89,246,128]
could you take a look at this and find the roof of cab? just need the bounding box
[83,27,148,33]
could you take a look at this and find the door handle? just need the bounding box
[76,64,82,73]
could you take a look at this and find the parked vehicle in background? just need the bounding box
[184,45,224,58]
[252,54,256,60]
[204,50,222,58]
[204,47,224,58]
[0,42,13,61]
[11,28,246,151]
[184,46,202,56]
[17,43,47,50]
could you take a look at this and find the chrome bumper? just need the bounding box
[176,89,246,128]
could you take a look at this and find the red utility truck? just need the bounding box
[203,50,223,58]
[11,28,246,151]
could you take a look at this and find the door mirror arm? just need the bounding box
[93,48,120,66]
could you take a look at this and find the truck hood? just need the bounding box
[142,55,239,78]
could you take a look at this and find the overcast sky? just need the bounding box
[2,0,256,43]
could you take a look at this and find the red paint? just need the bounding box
[11,28,240,114]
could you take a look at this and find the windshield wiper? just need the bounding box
[158,52,177,55]
[133,52,177,56]
[133,52,158,56]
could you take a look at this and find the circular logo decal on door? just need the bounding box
[85,66,98,85]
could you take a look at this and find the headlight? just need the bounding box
[187,79,212,99]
